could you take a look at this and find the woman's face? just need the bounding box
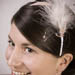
[5,23,58,75]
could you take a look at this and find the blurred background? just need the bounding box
[0,0,75,74]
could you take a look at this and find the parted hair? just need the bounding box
[11,0,75,75]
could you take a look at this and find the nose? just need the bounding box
[7,47,31,73]
[8,49,22,70]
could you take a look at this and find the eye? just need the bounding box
[25,47,33,53]
[8,40,15,47]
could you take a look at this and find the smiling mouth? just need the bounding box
[12,71,31,75]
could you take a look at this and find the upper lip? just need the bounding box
[11,67,31,73]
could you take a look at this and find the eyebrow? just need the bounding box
[21,43,31,46]
[8,35,31,46]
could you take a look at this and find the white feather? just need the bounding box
[42,0,74,36]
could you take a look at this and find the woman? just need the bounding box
[5,0,75,75]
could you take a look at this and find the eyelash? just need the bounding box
[24,47,34,53]
[8,40,15,47]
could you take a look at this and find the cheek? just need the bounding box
[5,46,13,61]
[21,55,41,70]
[22,54,57,75]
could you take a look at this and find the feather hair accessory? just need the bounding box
[30,0,75,56]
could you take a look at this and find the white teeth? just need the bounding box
[13,71,31,75]
[13,71,25,75]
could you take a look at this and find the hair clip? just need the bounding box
[43,32,48,42]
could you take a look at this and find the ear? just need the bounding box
[56,53,73,75]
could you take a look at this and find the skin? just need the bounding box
[5,23,73,75]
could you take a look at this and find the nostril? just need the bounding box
[8,62,23,71]
[7,58,22,69]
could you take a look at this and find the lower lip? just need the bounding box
[11,72,14,75]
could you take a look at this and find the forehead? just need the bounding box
[9,23,31,45]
